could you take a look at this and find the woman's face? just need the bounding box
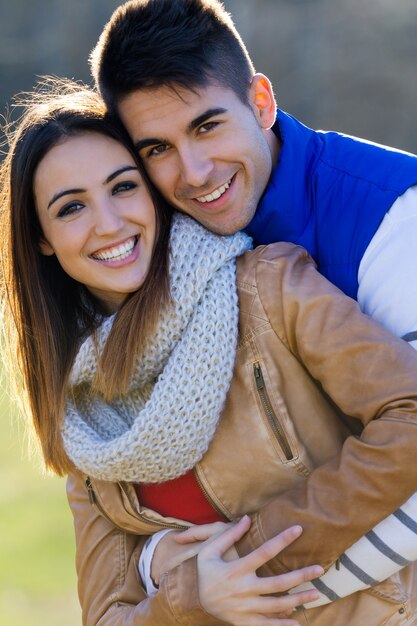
[34,132,156,312]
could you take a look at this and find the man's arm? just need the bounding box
[235,243,417,576]
[358,184,417,349]
[150,241,417,607]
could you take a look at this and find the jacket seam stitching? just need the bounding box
[165,571,191,625]
[118,531,125,592]
[255,259,292,352]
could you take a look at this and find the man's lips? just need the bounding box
[188,174,237,209]
[195,178,232,203]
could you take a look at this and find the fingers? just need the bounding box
[199,515,252,558]
[164,544,203,573]
[256,564,324,595]
[175,521,230,545]
[258,618,300,626]
[250,587,320,614]
[236,525,303,574]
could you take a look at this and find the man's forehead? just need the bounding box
[121,80,235,112]
[118,82,236,143]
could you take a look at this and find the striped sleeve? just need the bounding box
[290,491,417,607]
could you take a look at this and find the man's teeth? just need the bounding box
[92,237,137,261]
[196,180,231,203]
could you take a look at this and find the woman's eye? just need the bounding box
[112,181,137,194]
[57,202,83,218]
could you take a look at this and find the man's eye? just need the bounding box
[199,121,218,134]
[148,144,169,157]
[57,202,83,218]
[112,181,137,194]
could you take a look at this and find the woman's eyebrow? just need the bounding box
[105,166,138,184]
[47,166,139,209]
[48,188,85,210]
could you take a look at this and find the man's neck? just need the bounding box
[265,126,281,169]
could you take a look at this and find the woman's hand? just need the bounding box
[197,516,323,626]
[151,521,230,585]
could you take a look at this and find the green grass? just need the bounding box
[0,379,82,626]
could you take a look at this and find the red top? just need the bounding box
[135,469,224,524]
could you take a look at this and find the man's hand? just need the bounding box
[197,516,323,626]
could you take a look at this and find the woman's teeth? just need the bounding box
[92,237,137,261]
[196,179,231,203]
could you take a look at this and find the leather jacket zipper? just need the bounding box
[194,467,232,521]
[85,478,127,531]
[85,478,186,530]
[253,362,294,461]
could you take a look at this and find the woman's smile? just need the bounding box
[90,235,139,265]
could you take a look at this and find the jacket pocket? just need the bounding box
[253,361,295,461]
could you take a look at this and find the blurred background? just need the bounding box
[1,0,417,151]
[0,1,416,624]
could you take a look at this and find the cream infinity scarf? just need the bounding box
[62,214,252,483]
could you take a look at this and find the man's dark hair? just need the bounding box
[90,0,255,111]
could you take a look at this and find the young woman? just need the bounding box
[2,81,417,626]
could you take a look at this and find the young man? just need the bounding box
[91,0,417,347]
[87,1,417,623]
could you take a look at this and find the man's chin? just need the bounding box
[209,211,255,235]
[174,203,254,235]
[193,213,241,235]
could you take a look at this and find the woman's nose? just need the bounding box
[93,200,124,236]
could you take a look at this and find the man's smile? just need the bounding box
[195,177,232,203]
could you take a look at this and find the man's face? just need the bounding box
[118,81,275,234]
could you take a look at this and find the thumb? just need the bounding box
[200,515,251,559]
[176,521,230,545]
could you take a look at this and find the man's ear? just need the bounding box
[38,238,55,256]
[249,73,277,129]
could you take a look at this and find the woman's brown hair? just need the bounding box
[0,78,172,475]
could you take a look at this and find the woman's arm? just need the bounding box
[234,243,417,577]
[67,471,322,625]
[67,471,216,626]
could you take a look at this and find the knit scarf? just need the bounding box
[62,214,252,483]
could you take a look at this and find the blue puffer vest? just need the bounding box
[246,110,417,298]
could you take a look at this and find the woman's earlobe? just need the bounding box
[249,73,277,129]
[38,238,55,256]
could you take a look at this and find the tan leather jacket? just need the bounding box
[67,244,417,626]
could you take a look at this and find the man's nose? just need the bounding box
[179,147,214,188]
[93,200,124,236]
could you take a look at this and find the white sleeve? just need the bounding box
[138,529,174,597]
[358,184,417,348]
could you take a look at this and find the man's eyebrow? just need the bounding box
[135,137,165,152]
[134,108,228,153]
[48,189,85,210]
[188,108,227,132]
